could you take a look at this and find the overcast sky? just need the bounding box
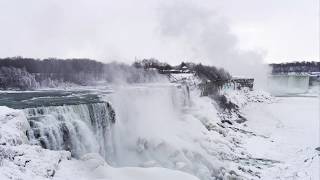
[0,0,318,65]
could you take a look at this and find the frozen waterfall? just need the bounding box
[24,102,115,160]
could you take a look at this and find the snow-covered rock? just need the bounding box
[222,88,275,109]
[0,106,30,145]
[0,145,71,179]
[0,106,72,180]
[216,88,276,123]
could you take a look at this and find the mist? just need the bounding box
[156,1,270,88]
[1,0,316,89]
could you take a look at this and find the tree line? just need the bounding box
[270,61,320,74]
[0,57,162,89]
[0,57,232,90]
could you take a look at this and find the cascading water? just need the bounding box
[106,84,187,165]
[103,84,223,179]
[24,102,116,160]
[106,83,265,180]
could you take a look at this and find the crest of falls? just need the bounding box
[24,102,116,160]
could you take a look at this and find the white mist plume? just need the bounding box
[103,62,168,85]
[156,1,270,88]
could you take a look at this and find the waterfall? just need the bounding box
[24,102,115,160]
[106,84,193,166]
[105,84,226,180]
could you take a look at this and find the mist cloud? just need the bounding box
[156,1,270,87]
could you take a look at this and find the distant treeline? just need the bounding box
[270,61,320,74]
[0,57,162,90]
[0,57,232,90]
[0,57,104,75]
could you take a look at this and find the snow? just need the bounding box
[54,153,199,180]
[218,87,319,179]
[222,88,275,108]
[0,106,30,145]
[0,106,71,179]
[169,73,201,85]
[242,96,320,179]
[0,145,70,179]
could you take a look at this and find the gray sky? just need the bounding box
[0,0,318,65]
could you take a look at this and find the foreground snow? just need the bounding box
[54,153,198,180]
[242,96,320,179]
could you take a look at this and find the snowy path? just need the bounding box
[243,97,320,179]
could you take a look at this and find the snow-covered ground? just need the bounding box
[243,96,319,179]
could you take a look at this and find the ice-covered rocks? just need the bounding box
[0,145,71,179]
[0,106,30,146]
[0,106,72,179]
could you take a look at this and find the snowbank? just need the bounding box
[242,97,320,179]
[0,106,30,145]
[0,106,71,179]
[222,88,275,109]
[0,145,70,179]
[54,153,199,180]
